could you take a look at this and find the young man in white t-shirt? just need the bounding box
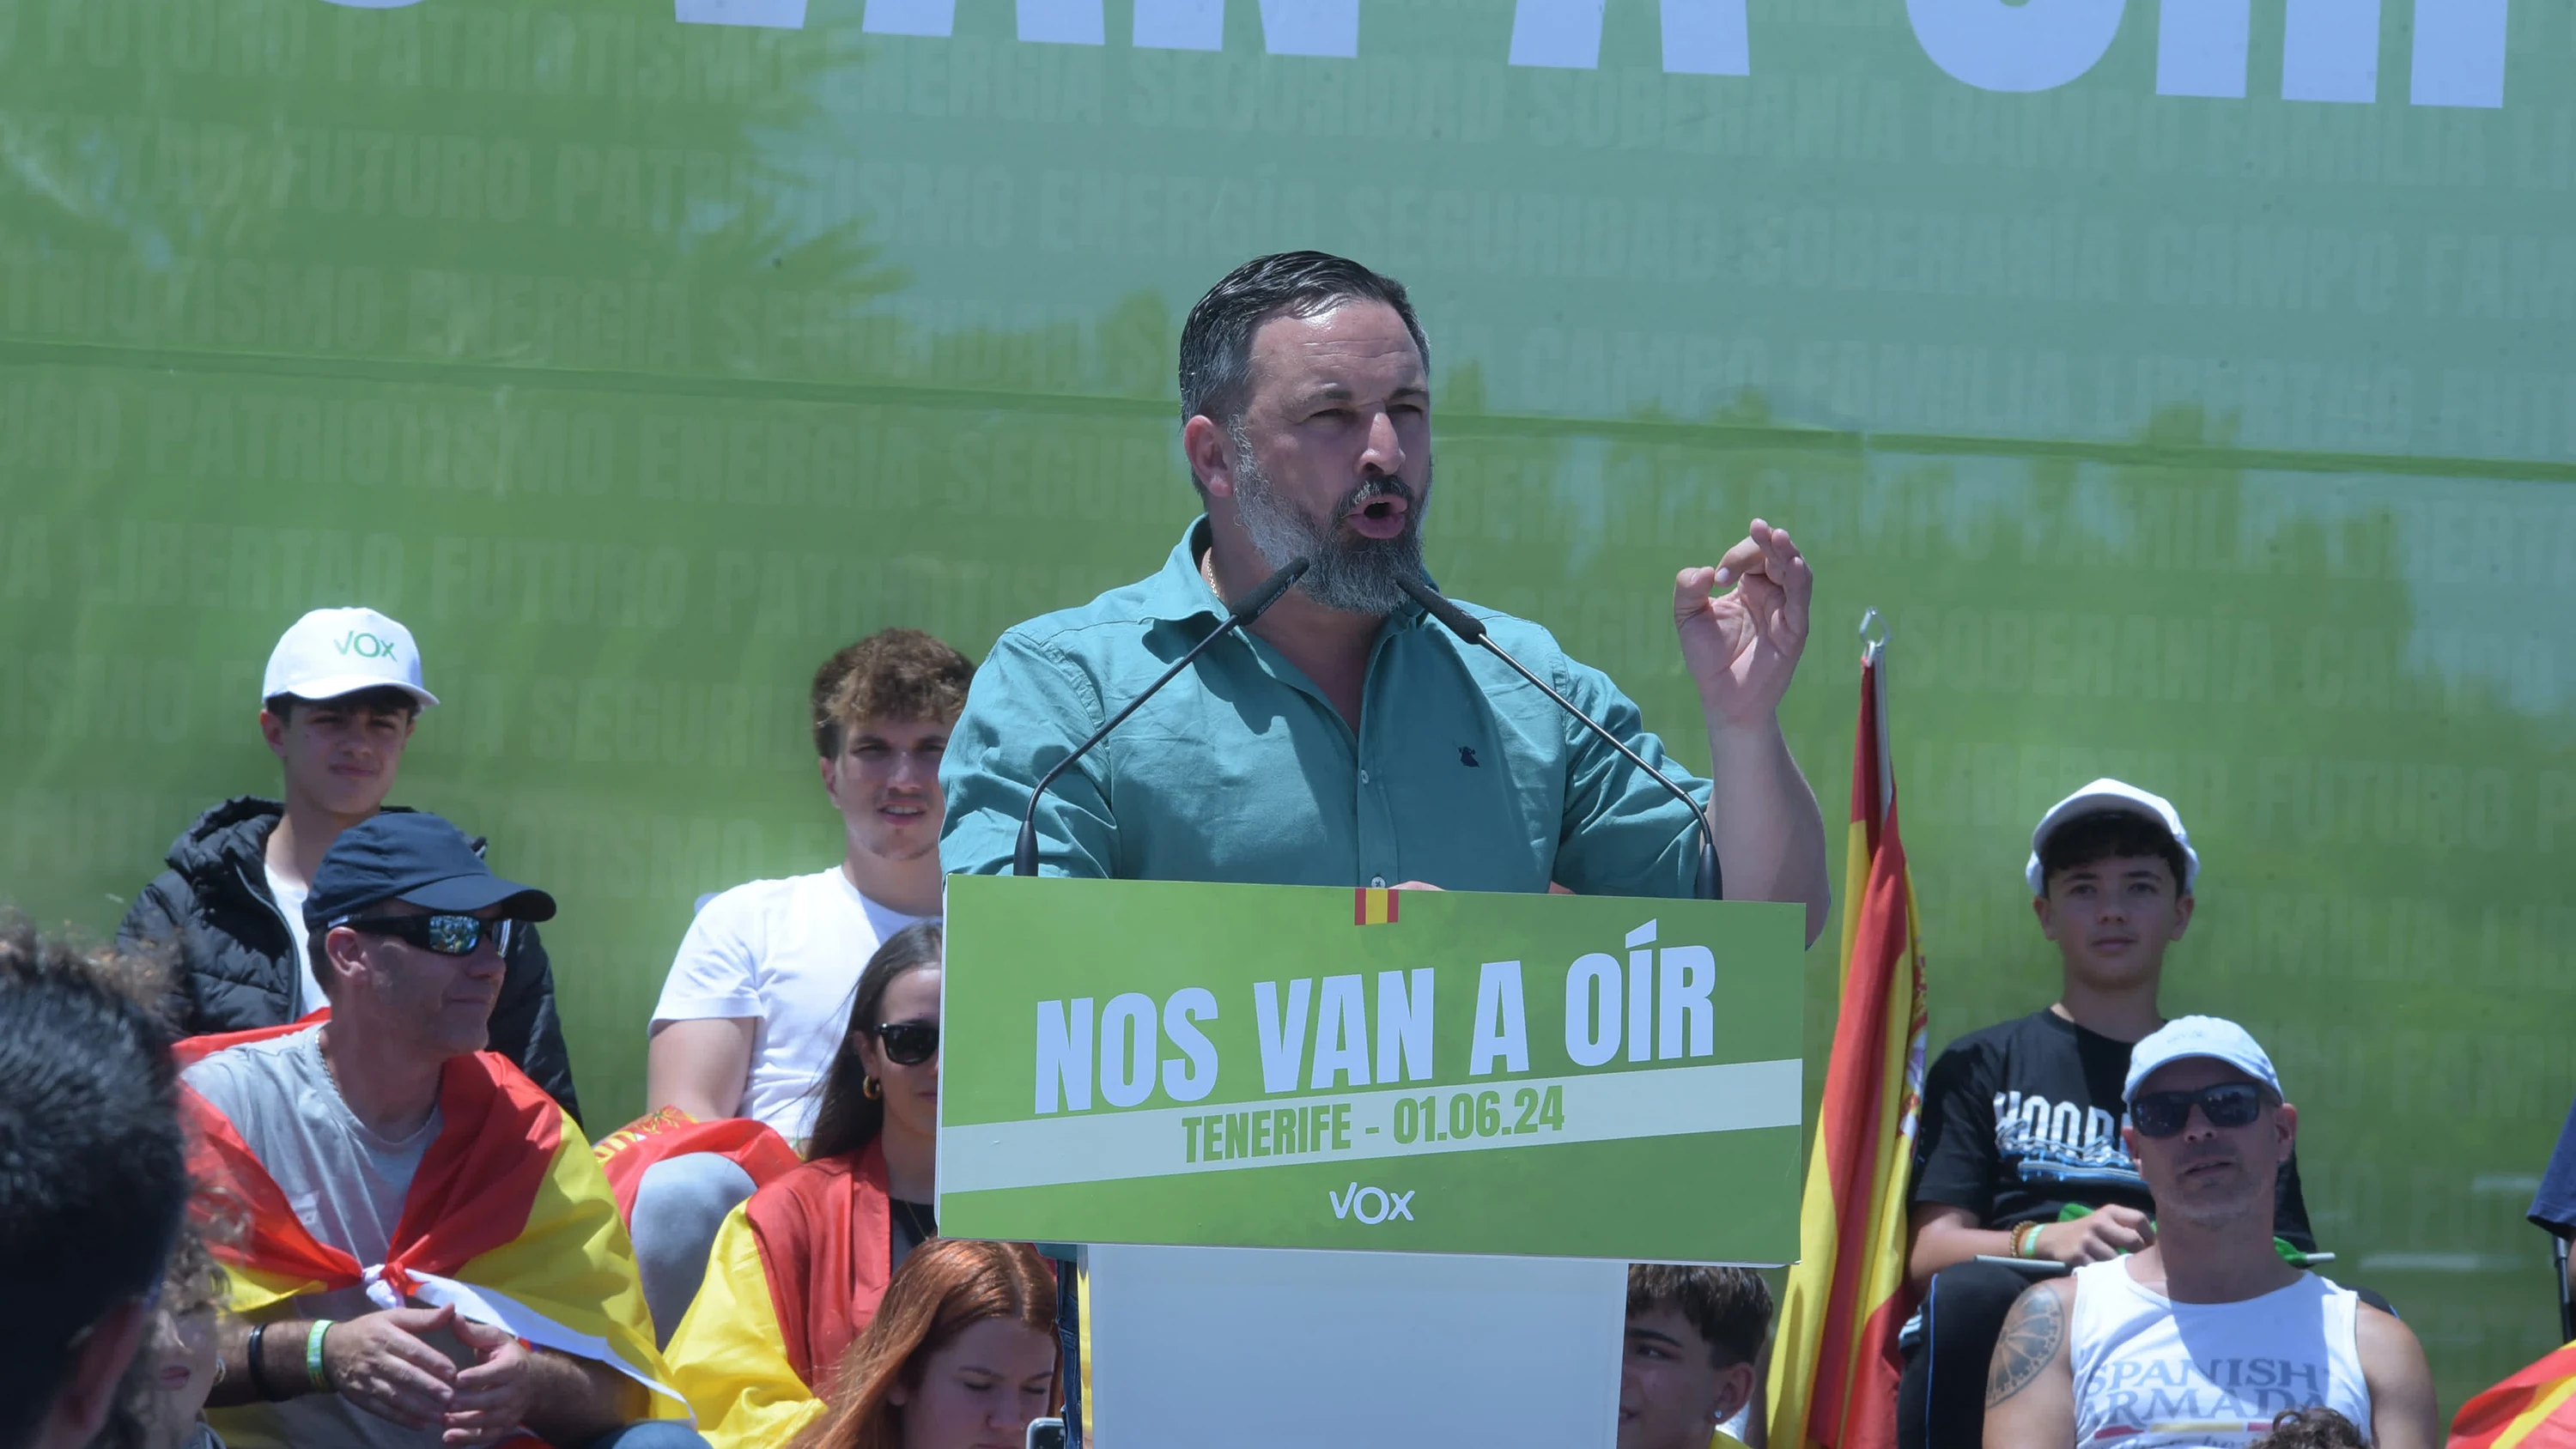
[645,627,969,1139]
[631,630,968,1338]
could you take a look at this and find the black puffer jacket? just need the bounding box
[118,797,583,1127]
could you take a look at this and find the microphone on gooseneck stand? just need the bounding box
[1394,572,1721,901]
[1012,555,1313,877]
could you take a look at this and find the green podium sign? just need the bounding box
[939,876,1806,1264]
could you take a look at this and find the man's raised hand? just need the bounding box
[323,1304,461,1430]
[440,1313,538,1447]
[1674,519,1813,729]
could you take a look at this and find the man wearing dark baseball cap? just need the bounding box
[183,814,704,1449]
[121,608,580,1125]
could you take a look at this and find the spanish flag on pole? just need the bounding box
[1766,627,1928,1449]
[2447,1342,2576,1448]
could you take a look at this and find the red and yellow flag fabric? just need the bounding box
[664,1142,898,1449]
[592,1106,801,1225]
[179,1021,686,1428]
[2449,1342,2576,1449]
[1767,650,1929,1449]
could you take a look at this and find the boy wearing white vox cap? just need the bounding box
[118,607,581,1122]
[1895,780,2320,1449]
[1983,1016,2436,1449]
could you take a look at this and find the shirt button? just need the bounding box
[1370,876,1387,888]
[1358,768,1371,785]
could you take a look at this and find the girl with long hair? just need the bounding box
[789,1239,1059,1449]
[665,921,945,1449]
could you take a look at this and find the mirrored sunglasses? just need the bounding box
[338,913,513,956]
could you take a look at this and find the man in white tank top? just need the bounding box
[1982,1017,2437,1449]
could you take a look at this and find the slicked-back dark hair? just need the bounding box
[0,916,187,1449]
[2037,810,2191,897]
[1626,1264,1773,1369]
[1176,251,1429,494]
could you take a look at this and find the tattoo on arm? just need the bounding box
[1985,1287,2067,1408]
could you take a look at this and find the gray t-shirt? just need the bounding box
[185,1030,465,1449]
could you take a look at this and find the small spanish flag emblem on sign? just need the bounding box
[1355,887,1398,925]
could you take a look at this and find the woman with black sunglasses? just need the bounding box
[663,923,945,1449]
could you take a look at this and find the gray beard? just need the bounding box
[1230,427,1430,615]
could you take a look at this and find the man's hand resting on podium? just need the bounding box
[1676,518,1832,943]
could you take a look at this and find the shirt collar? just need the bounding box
[1140,517,1227,626]
[1143,517,1433,633]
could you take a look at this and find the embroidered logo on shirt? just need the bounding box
[1458,746,1479,767]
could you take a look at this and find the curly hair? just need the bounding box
[91,1220,228,1449]
[2248,1407,2367,1449]
[811,630,974,759]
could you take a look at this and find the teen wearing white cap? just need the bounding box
[117,607,581,1122]
[1894,780,2319,1449]
[1984,1016,2437,1449]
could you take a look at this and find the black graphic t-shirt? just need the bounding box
[1910,1009,2317,1250]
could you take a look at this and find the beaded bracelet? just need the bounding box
[2011,1222,2043,1258]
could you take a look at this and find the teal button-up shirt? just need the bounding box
[940,520,1710,895]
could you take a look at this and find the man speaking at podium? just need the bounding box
[942,251,1829,929]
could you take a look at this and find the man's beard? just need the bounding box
[1229,424,1430,615]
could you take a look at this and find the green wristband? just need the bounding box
[306,1319,333,1392]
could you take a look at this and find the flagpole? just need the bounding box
[1859,608,1891,826]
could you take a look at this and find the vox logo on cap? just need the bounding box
[335,631,400,661]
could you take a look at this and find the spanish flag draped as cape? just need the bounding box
[2449,1342,2576,1449]
[663,1141,898,1449]
[1766,646,1928,1449]
[178,1019,687,1432]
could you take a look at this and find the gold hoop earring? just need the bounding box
[862,1076,882,1100]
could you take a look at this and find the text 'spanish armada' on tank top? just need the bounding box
[2069,1258,2373,1448]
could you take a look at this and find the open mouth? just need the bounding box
[1346,493,1410,540]
[878,800,928,820]
[2178,1158,2237,1183]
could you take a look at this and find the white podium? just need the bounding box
[1081,1246,1627,1448]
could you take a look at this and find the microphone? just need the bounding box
[1012,556,1313,876]
[1394,573,1721,901]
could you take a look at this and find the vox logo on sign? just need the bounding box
[1328,1182,1415,1224]
[335,631,399,661]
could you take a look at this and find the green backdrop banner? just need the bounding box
[3,0,2571,1404]
[937,876,1807,1258]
